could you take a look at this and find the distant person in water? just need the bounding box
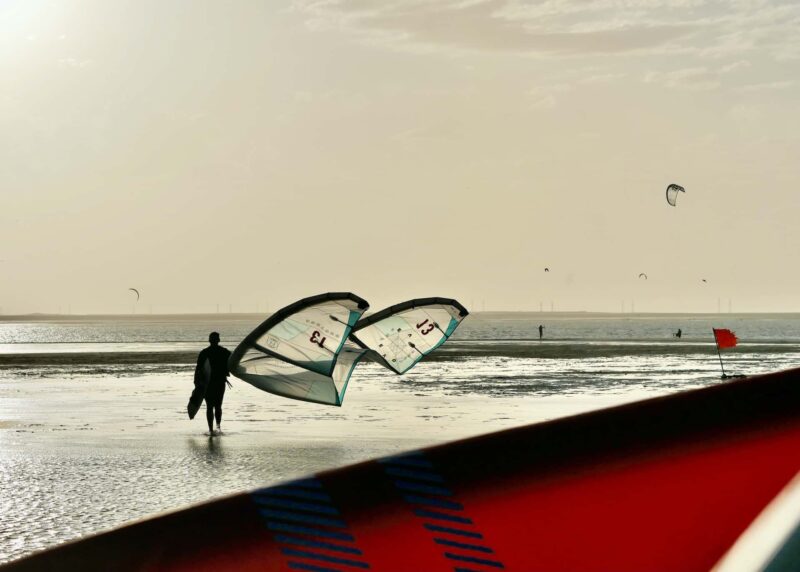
[195,332,232,435]
[539,324,544,340]
[674,328,682,339]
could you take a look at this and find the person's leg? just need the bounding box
[206,402,214,434]
[215,389,225,431]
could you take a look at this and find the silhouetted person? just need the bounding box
[674,328,682,339]
[539,324,544,340]
[195,332,231,435]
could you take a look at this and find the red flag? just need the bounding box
[713,328,738,349]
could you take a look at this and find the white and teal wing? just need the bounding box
[230,343,368,406]
[230,294,468,404]
[350,297,468,374]
[229,293,369,406]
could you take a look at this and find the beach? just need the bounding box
[4,2,799,567]
[2,313,800,564]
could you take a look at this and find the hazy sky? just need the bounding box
[1,0,799,314]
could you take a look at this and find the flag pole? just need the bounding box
[713,328,727,378]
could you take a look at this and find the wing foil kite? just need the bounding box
[350,297,469,374]
[228,293,369,406]
[666,183,685,207]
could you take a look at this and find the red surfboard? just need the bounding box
[6,367,800,571]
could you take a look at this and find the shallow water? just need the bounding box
[0,366,632,564]
[0,436,417,563]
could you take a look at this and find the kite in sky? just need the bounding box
[666,184,685,207]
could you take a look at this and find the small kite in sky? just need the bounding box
[129,288,140,301]
[666,184,685,207]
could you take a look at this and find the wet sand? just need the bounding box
[0,362,641,564]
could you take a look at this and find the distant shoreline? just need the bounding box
[1,340,797,369]
[2,311,800,322]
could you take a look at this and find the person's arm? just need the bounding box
[225,348,233,388]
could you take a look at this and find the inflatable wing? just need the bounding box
[229,293,369,406]
[350,297,468,374]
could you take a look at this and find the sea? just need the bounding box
[1,312,799,563]
[2,311,799,386]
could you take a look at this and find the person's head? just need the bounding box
[209,332,220,345]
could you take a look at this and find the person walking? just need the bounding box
[194,331,232,435]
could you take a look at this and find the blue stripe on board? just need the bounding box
[393,480,453,497]
[266,521,355,542]
[423,524,483,539]
[453,569,483,572]
[282,548,370,569]
[414,509,473,525]
[378,454,434,469]
[444,552,504,568]
[384,466,445,484]
[287,562,342,572]
[255,496,340,516]
[260,508,347,529]
[434,538,493,553]
[403,495,463,511]
[286,478,325,490]
[275,534,363,555]
[262,487,333,503]
[255,479,324,495]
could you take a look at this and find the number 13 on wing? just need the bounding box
[309,330,327,348]
[416,319,434,335]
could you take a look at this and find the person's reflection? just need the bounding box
[187,435,224,462]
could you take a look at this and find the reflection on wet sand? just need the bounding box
[187,436,225,462]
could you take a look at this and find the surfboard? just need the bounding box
[186,356,210,420]
[6,366,800,571]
